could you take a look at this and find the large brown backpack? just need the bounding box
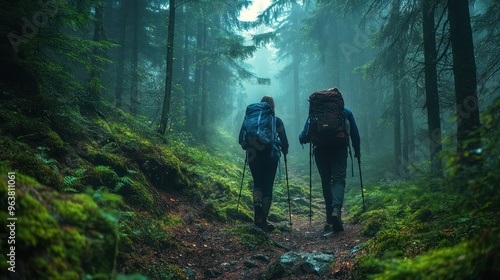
[308,88,348,148]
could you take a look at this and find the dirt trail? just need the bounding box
[266,215,366,280]
[160,202,366,280]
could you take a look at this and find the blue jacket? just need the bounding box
[299,107,360,154]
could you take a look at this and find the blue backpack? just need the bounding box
[239,102,277,152]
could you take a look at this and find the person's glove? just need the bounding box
[282,149,288,155]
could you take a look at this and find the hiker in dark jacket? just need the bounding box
[239,95,289,231]
[299,96,360,233]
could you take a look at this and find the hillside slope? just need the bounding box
[1,94,500,279]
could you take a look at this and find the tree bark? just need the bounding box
[448,0,481,151]
[401,79,410,177]
[200,27,208,139]
[181,6,192,129]
[115,1,129,109]
[393,74,402,177]
[104,0,114,34]
[190,21,203,131]
[85,2,106,110]
[130,0,140,115]
[158,0,176,134]
[293,52,300,134]
[423,0,443,176]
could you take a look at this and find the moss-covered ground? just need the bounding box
[0,94,499,279]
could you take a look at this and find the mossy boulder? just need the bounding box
[0,136,63,189]
[0,105,66,155]
[129,144,189,191]
[366,229,411,258]
[83,142,130,175]
[0,169,118,280]
[355,230,500,280]
[359,209,388,237]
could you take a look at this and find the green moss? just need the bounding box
[45,130,65,150]
[366,229,411,258]
[85,143,130,175]
[53,197,92,227]
[0,103,67,155]
[16,194,61,248]
[359,209,388,237]
[352,254,387,279]
[0,136,63,189]
[121,181,154,208]
[412,207,434,223]
[83,165,120,188]
[107,121,190,192]
[144,263,187,280]
[367,230,500,280]
[0,169,118,279]
[229,224,275,248]
[162,214,185,228]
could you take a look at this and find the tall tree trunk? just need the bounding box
[362,80,371,155]
[200,65,207,137]
[104,0,114,33]
[423,0,443,176]
[85,2,106,110]
[158,0,176,134]
[130,0,140,115]
[200,27,208,139]
[190,21,203,131]
[408,87,415,162]
[293,52,300,134]
[181,5,192,129]
[393,74,402,177]
[448,0,481,151]
[401,79,410,177]
[332,20,340,87]
[115,1,129,109]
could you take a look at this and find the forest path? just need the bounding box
[153,196,367,280]
[265,212,366,279]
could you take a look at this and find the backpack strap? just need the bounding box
[256,110,263,136]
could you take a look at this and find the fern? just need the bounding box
[115,176,134,192]
[92,187,123,206]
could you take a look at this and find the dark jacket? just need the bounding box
[299,107,360,154]
[275,117,289,154]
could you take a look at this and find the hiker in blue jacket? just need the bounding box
[239,95,289,232]
[299,96,360,233]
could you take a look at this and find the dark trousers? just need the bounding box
[248,148,278,199]
[314,145,347,223]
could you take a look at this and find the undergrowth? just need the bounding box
[349,98,500,279]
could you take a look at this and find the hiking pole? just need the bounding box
[284,154,292,227]
[357,157,366,212]
[235,154,248,224]
[309,143,313,226]
[349,147,354,177]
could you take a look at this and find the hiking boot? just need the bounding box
[258,197,274,232]
[253,191,263,226]
[331,208,344,232]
